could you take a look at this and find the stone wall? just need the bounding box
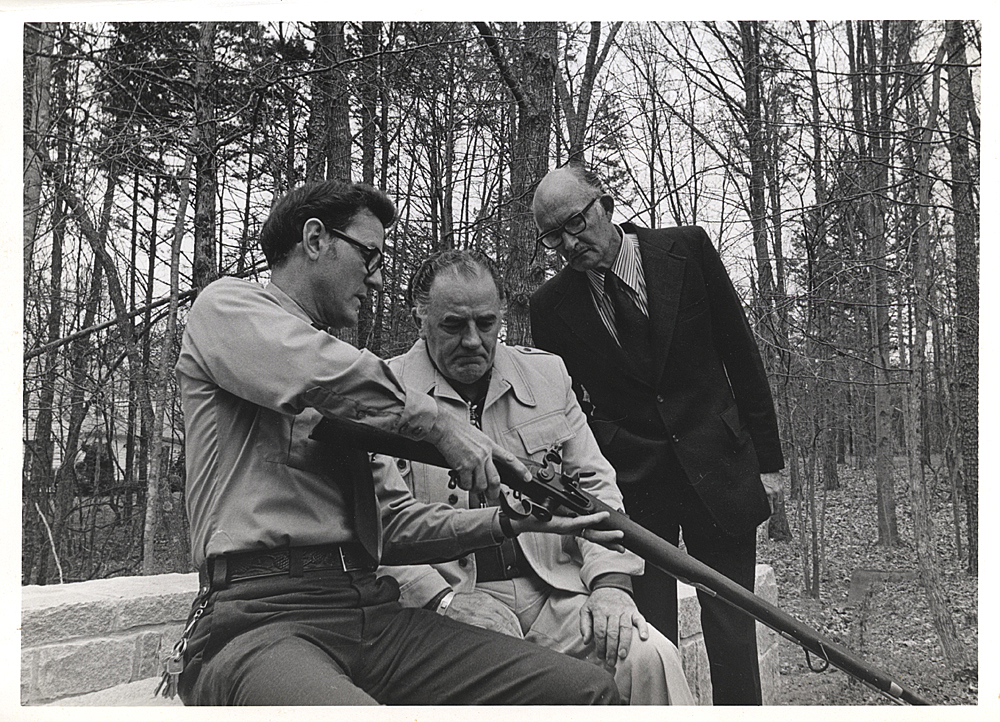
[21,565,778,706]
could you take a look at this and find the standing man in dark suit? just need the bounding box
[529,164,784,705]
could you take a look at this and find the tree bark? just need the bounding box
[848,20,897,546]
[307,21,352,183]
[944,20,979,577]
[904,43,968,668]
[192,21,219,291]
[477,22,556,346]
[23,22,56,292]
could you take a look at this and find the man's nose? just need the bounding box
[461,324,482,347]
[560,232,580,255]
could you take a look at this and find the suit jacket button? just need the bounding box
[656,394,665,403]
[671,434,680,443]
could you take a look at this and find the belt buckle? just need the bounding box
[339,545,349,571]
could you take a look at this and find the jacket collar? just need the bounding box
[551,224,687,386]
[399,340,537,410]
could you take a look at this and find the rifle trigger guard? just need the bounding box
[804,647,831,673]
[498,489,533,520]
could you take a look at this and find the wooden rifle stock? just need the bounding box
[311,416,931,705]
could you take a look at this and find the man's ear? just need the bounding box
[411,309,426,337]
[301,218,326,260]
[599,194,615,219]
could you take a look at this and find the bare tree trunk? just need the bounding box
[23,22,55,292]
[848,20,898,546]
[307,21,352,183]
[23,22,62,584]
[904,45,968,668]
[143,153,194,574]
[554,22,621,163]
[476,22,555,346]
[192,21,219,292]
[944,20,979,577]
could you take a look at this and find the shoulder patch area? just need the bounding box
[513,345,554,356]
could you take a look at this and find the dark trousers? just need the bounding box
[620,453,762,706]
[177,566,620,705]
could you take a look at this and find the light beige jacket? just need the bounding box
[378,340,644,608]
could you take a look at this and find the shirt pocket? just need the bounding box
[282,408,336,474]
[504,411,575,459]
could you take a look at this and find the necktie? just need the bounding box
[312,323,381,560]
[605,271,654,373]
[331,446,381,561]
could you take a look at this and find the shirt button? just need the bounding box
[656,394,665,403]
[459,558,469,568]
[448,494,459,505]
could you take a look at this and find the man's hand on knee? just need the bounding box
[580,588,649,668]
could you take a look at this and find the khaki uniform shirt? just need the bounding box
[176,277,504,567]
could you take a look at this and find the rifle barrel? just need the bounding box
[310,416,931,705]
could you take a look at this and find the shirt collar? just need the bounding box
[265,281,318,327]
[586,225,642,293]
[402,340,535,409]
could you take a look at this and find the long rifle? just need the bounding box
[311,416,931,705]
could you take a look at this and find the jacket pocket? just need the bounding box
[507,411,574,456]
[720,403,750,448]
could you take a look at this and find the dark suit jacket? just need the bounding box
[530,224,783,536]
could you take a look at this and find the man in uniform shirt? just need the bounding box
[173,179,623,705]
[380,250,694,705]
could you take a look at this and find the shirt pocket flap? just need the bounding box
[511,412,575,455]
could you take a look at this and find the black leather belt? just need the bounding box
[203,543,376,587]
[475,544,527,583]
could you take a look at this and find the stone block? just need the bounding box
[677,583,701,640]
[759,638,781,706]
[116,591,194,631]
[757,618,779,652]
[21,602,117,647]
[33,637,134,702]
[134,630,166,680]
[21,647,36,703]
[679,634,712,705]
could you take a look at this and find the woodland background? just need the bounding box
[21,20,979,700]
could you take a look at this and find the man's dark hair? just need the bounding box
[408,249,506,314]
[259,180,396,268]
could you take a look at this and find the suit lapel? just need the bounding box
[629,226,686,386]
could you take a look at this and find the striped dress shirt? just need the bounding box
[586,228,648,346]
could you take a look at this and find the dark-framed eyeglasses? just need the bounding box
[327,227,383,277]
[535,196,601,249]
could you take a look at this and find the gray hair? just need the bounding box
[408,249,506,316]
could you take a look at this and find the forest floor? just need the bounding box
[756,459,978,706]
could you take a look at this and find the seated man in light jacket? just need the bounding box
[377,250,694,705]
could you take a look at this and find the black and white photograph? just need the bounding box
[11,5,988,716]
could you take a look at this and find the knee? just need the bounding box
[620,626,684,676]
[623,634,667,669]
[579,666,622,705]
